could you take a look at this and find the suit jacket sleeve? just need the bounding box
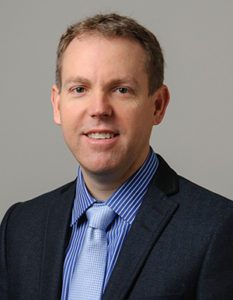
[0,203,20,300]
[197,211,233,299]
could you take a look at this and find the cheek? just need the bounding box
[126,106,154,130]
[60,106,81,131]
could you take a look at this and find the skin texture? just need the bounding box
[51,34,169,200]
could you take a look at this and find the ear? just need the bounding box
[152,84,170,125]
[51,84,62,125]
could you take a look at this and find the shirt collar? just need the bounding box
[71,147,159,226]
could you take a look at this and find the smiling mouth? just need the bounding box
[86,132,118,139]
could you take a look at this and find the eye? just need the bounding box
[73,87,85,93]
[116,87,129,94]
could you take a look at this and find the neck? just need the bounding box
[81,168,131,201]
[80,148,151,201]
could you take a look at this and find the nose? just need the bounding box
[88,91,113,119]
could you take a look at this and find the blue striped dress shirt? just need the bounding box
[61,148,159,300]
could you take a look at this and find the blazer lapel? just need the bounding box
[39,181,76,300]
[103,155,179,300]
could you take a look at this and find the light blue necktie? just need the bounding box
[68,204,116,300]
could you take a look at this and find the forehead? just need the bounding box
[64,33,146,57]
[61,34,147,81]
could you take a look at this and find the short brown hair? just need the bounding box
[56,13,164,95]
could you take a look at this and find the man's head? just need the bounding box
[56,13,164,96]
[51,14,169,189]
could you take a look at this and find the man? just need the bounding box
[1,13,233,300]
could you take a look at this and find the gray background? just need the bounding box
[1,0,233,221]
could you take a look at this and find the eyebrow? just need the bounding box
[63,76,139,88]
[63,76,90,88]
[109,77,138,87]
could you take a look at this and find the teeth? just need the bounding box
[87,132,115,139]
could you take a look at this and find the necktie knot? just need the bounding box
[86,204,116,231]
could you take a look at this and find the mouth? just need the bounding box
[85,132,119,140]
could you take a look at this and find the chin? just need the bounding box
[84,161,116,174]
[80,155,123,176]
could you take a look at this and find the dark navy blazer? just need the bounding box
[1,155,233,300]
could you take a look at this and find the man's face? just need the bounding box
[52,35,169,185]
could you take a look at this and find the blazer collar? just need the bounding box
[152,154,179,196]
[39,181,76,300]
[103,154,180,300]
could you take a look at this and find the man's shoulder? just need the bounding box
[1,180,76,229]
[156,153,232,206]
[154,154,233,225]
[168,174,233,236]
[17,179,76,208]
[177,175,233,210]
